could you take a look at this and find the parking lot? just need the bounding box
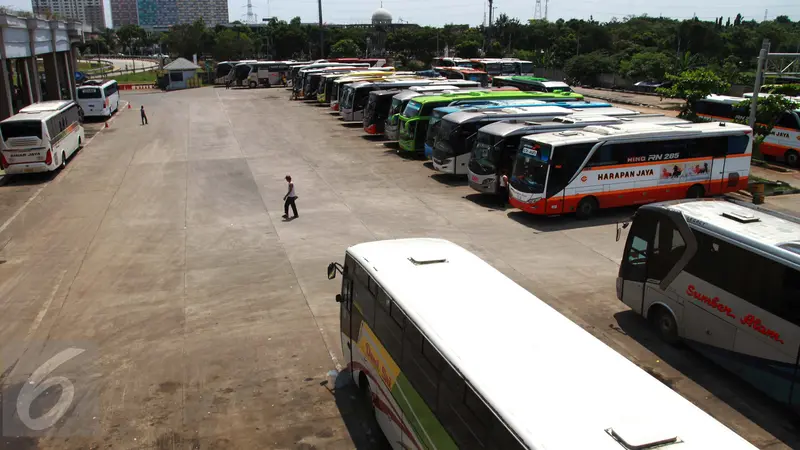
[0,86,797,449]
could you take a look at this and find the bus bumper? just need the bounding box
[384,124,398,140]
[432,157,455,173]
[331,102,339,111]
[4,162,53,175]
[468,173,498,194]
[398,140,418,153]
[424,144,434,159]
[364,124,378,134]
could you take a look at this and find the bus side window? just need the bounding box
[352,264,375,325]
[587,143,623,167]
[647,218,686,282]
[437,365,477,447]
[546,143,593,196]
[727,135,749,155]
[780,269,800,326]
[777,113,800,130]
[400,322,439,409]
[373,295,403,360]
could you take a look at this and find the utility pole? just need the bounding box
[749,39,769,130]
[487,0,493,46]
[318,0,324,59]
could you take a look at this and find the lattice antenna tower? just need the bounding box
[246,0,256,23]
[533,0,543,20]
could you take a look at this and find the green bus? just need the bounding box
[398,90,584,154]
[492,76,574,93]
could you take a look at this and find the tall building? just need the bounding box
[32,0,106,29]
[109,0,138,27]
[126,0,227,29]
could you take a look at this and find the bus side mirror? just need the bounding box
[327,262,337,280]
[335,294,343,303]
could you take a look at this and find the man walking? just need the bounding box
[282,175,298,219]
[140,105,148,125]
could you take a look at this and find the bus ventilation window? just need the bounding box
[408,254,448,266]
[721,211,760,223]
[605,426,681,449]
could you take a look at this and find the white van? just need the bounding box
[76,80,120,118]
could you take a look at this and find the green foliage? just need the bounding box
[214,30,253,61]
[564,51,614,85]
[734,95,800,143]
[619,51,673,81]
[116,24,147,54]
[162,19,208,58]
[656,68,731,119]
[329,39,361,58]
[764,84,800,96]
[456,40,481,59]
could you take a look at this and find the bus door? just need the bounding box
[705,137,729,195]
[545,143,593,214]
[339,270,355,370]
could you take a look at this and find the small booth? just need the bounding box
[162,57,200,90]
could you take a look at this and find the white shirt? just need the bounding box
[288,182,297,198]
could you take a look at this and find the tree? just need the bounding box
[656,68,730,119]
[619,52,673,81]
[116,24,146,54]
[329,39,361,58]
[734,95,800,158]
[456,40,481,58]
[213,29,253,61]
[163,19,207,58]
[565,51,614,85]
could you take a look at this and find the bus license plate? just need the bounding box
[23,168,34,173]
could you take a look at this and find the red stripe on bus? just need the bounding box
[760,142,794,158]
[348,361,422,450]
[511,177,749,214]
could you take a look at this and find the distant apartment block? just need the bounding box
[32,0,106,29]
[109,0,228,28]
[109,0,138,27]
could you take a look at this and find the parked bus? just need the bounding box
[0,100,84,175]
[340,79,447,121]
[302,66,378,99]
[214,61,237,84]
[694,94,800,166]
[431,57,470,67]
[617,199,800,410]
[493,76,574,93]
[398,90,584,154]
[468,114,688,199]
[434,67,490,87]
[318,71,391,104]
[423,101,614,158]
[246,61,291,88]
[76,80,119,118]
[328,57,387,67]
[329,71,406,110]
[430,105,638,172]
[508,121,752,219]
[326,238,757,450]
[383,86,490,140]
[231,61,259,86]
[292,63,370,96]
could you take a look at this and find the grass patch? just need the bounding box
[114,70,159,83]
[749,176,800,196]
[78,62,102,71]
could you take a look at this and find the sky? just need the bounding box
[2,0,798,28]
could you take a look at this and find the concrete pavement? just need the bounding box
[0,86,796,449]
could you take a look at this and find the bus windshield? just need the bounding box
[403,100,422,118]
[77,88,102,99]
[510,141,552,194]
[519,63,534,74]
[1,121,43,140]
[471,133,500,173]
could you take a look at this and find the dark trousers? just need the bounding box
[141,114,148,125]
[284,197,298,217]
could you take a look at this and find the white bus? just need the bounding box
[694,94,800,167]
[326,238,756,449]
[76,80,119,118]
[246,61,291,88]
[0,100,84,175]
[508,121,753,219]
[618,199,800,409]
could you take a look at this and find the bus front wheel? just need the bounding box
[785,149,799,168]
[575,196,598,220]
[249,81,257,89]
[650,305,679,345]
[358,372,374,415]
